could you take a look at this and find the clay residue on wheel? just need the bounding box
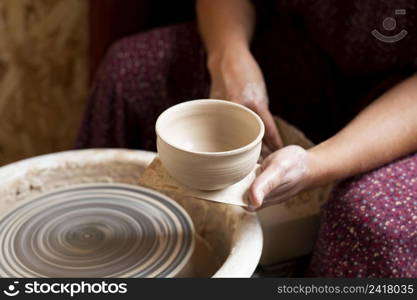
[0,149,261,277]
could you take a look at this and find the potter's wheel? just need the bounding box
[0,183,194,278]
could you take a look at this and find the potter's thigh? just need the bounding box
[309,152,417,277]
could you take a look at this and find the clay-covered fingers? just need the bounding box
[248,153,282,209]
[254,105,283,151]
[247,145,309,210]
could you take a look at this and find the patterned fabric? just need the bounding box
[76,23,209,150]
[308,154,417,277]
[76,3,417,277]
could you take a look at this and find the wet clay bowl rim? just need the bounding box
[155,99,265,157]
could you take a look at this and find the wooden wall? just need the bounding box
[0,0,89,166]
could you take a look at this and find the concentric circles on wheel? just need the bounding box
[0,183,194,278]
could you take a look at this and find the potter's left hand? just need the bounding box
[247,145,317,210]
[207,47,283,152]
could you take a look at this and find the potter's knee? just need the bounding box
[325,167,392,221]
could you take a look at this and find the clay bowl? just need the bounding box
[156,100,264,190]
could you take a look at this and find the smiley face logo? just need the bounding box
[372,9,408,43]
[3,281,20,297]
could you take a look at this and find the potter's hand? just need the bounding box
[207,47,283,152]
[248,145,314,210]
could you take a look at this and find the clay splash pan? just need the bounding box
[0,183,194,278]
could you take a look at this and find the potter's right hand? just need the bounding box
[207,47,283,152]
[247,145,318,210]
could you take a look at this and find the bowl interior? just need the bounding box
[157,100,263,153]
